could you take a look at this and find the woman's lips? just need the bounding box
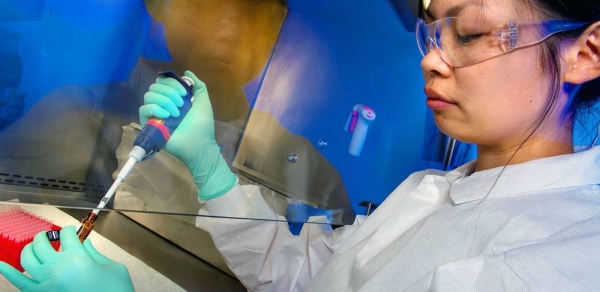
[424,87,456,110]
[426,97,456,110]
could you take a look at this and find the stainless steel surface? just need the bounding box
[61,208,245,292]
[232,110,356,224]
[0,183,98,209]
[120,211,236,277]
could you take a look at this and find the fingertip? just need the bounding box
[146,84,185,109]
[58,225,86,252]
[139,104,172,120]
[184,70,206,88]
[61,225,77,233]
[184,70,195,78]
[82,237,94,248]
[58,225,77,241]
[82,239,101,257]
[156,76,186,96]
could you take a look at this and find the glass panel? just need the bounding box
[232,10,431,226]
[0,0,438,228]
[0,0,315,224]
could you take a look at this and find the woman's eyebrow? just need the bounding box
[425,1,483,19]
[446,4,469,17]
[424,9,436,19]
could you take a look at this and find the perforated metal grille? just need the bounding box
[0,172,108,196]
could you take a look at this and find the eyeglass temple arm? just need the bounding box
[492,20,588,51]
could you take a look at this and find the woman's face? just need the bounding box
[421,0,559,150]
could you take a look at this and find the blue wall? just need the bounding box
[0,0,153,112]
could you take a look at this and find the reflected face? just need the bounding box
[420,0,557,149]
[144,0,286,121]
[148,0,285,86]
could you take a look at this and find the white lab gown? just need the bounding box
[196,146,600,291]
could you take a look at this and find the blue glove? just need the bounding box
[139,70,237,200]
[0,226,134,292]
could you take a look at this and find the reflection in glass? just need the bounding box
[0,0,356,226]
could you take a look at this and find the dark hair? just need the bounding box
[530,0,600,148]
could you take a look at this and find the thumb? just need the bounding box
[184,70,214,119]
[0,261,37,291]
[82,239,113,266]
[184,70,207,96]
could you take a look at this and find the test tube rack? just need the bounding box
[0,208,61,272]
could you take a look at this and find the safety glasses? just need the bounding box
[416,17,587,67]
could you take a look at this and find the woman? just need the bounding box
[1,0,599,291]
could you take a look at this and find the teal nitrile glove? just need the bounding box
[139,70,237,200]
[0,226,134,292]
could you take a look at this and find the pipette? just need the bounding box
[76,70,195,242]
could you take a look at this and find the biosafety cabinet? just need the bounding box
[0,0,473,289]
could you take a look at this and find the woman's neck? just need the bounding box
[475,136,573,172]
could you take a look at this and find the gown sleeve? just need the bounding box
[196,183,364,292]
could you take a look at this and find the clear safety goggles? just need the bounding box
[416,17,587,67]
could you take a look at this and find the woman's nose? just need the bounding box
[420,43,452,77]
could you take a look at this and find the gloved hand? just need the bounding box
[139,70,237,200]
[0,226,134,292]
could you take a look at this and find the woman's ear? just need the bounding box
[565,21,600,84]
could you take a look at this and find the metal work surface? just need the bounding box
[60,209,245,292]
